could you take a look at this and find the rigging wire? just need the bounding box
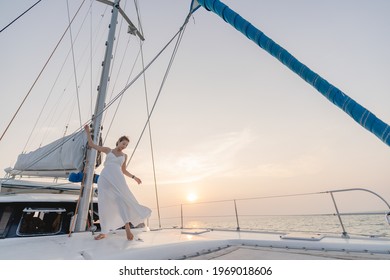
[126,14,191,165]
[97,3,183,233]
[67,2,110,118]
[53,1,105,135]
[22,1,99,152]
[135,0,162,229]
[102,0,142,139]
[103,37,140,144]
[0,0,42,33]
[88,4,95,226]
[86,0,113,230]
[102,0,130,129]
[66,0,83,128]
[90,2,94,117]
[2,12,191,190]
[0,0,87,143]
[93,17,190,137]
[108,0,130,100]
[22,77,67,153]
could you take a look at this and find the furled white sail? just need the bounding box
[9,131,87,177]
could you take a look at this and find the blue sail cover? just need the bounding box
[194,0,390,147]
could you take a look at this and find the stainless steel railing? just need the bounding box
[324,188,390,238]
[152,188,390,237]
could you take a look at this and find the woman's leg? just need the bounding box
[125,223,134,240]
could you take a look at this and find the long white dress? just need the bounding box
[97,151,151,234]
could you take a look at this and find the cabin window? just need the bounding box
[0,206,13,238]
[17,208,66,236]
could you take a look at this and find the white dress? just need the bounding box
[97,151,151,234]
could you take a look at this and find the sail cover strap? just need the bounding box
[194,0,390,147]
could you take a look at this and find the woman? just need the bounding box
[84,125,151,240]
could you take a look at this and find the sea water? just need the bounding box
[149,191,390,237]
[150,214,390,237]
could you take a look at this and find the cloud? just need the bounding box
[154,128,255,184]
[256,156,321,178]
[233,152,324,179]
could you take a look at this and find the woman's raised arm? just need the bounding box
[84,125,110,154]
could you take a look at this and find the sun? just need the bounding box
[186,193,198,203]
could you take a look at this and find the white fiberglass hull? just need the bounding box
[1,227,390,260]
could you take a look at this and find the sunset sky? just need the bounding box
[1,0,390,227]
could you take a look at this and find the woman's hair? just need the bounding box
[116,135,130,146]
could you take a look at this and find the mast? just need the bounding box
[193,0,390,147]
[74,0,144,232]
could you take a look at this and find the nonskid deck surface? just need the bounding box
[1,228,389,260]
[187,245,390,260]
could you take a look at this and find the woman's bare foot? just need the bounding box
[126,232,134,241]
[94,233,106,240]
